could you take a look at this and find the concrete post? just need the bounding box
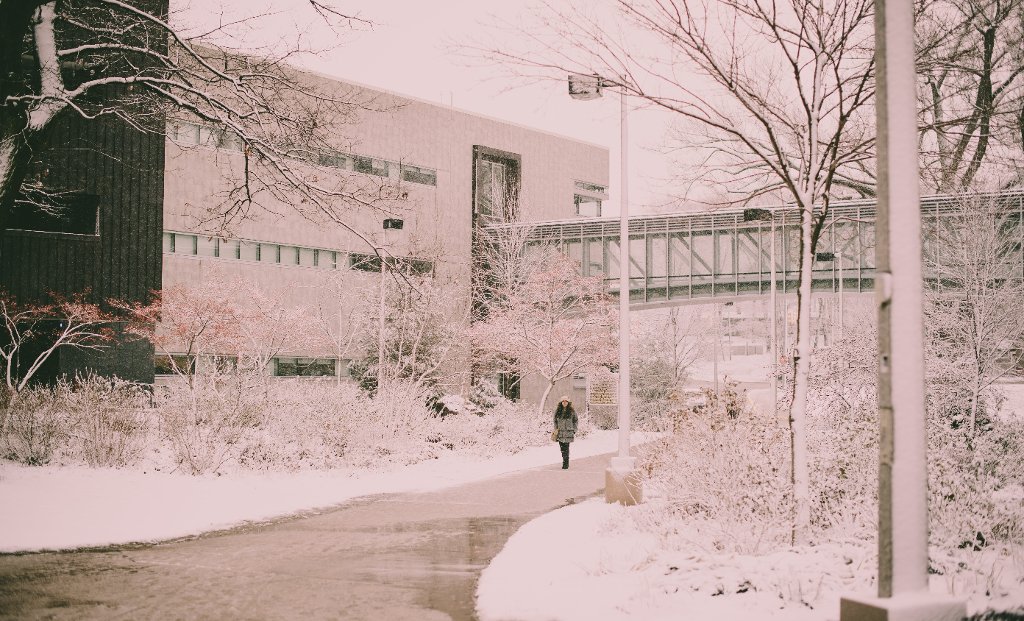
[841,0,964,617]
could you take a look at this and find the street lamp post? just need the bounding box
[815,251,846,343]
[569,73,641,505]
[743,208,777,419]
[377,218,404,388]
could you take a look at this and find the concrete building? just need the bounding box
[159,71,609,404]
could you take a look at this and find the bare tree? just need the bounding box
[1,0,399,241]
[0,290,118,397]
[471,247,618,418]
[924,192,1024,437]
[470,0,875,543]
[917,0,1024,191]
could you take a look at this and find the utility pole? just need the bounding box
[840,0,963,618]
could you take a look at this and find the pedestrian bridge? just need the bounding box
[485,190,1024,309]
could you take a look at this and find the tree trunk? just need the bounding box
[789,202,815,545]
[537,380,555,421]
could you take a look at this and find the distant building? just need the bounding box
[159,71,609,404]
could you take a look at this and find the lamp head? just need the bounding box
[568,74,603,100]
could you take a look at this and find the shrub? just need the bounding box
[64,374,150,468]
[635,396,791,555]
[0,385,67,465]
[153,372,266,474]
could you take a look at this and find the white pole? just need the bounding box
[617,82,631,461]
[770,216,777,419]
[377,249,387,387]
[839,255,845,341]
[876,0,928,597]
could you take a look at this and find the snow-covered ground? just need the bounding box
[0,429,642,553]
[476,498,1024,621]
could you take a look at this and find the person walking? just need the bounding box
[554,396,578,469]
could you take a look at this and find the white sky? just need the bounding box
[171,0,680,214]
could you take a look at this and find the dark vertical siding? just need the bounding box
[0,104,164,384]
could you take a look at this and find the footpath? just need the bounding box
[0,451,613,621]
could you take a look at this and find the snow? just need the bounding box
[477,498,1024,621]
[0,429,641,553]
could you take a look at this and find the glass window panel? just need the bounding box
[197,237,218,257]
[575,194,602,217]
[401,165,437,185]
[629,236,645,279]
[669,233,690,276]
[299,247,314,266]
[736,230,759,274]
[162,232,174,253]
[170,122,200,145]
[319,151,350,169]
[175,234,197,255]
[259,243,279,263]
[584,237,604,277]
[648,234,667,278]
[605,239,620,279]
[240,240,259,261]
[716,231,734,275]
[691,233,713,275]
[353,156,389,176]
[566,240,583,266]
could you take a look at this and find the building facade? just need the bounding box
[160,72,609,404]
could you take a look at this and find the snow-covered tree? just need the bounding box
[924,192,1024,437]
[1,1,398,238]
[472,247,618,418]
[471,0,875,543]
[917,0,1024,191]
[0,290,118,397]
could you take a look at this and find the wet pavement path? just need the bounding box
[0,452,612,620]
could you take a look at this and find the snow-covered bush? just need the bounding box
[153,373,265,474]
[0,385,67,465]
[635,395,791,555]
[63,374,150,468]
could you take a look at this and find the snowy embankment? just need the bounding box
[476,498,1024,621]
[0,429,639,553]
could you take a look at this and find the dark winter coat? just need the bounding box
[554,403,578,443]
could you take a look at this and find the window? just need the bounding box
[239,240,260,261]
[476,159,506,218]
[314,249,336,269]
[319,151,350,169]
[349,253,382,272]
[169,122,200,145]
[162,232,175,253]
[282,246,300,265]
[574,181,607,218]
[401,165,437,186]
[274,357,337,377]
[7,193,100,235]
[197,237,219,257]
[173,233,198,255]
[353,156,390,177]
[259,243,280,264]
[575,194,602,217]
[473,146,520,222]
[154,354,196,376]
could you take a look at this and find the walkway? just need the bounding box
[485,189,1024,306]
[0,451,613,620]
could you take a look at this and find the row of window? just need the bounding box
[163,231,434,275]
[155,354,352,378]
[168,120,439,186]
